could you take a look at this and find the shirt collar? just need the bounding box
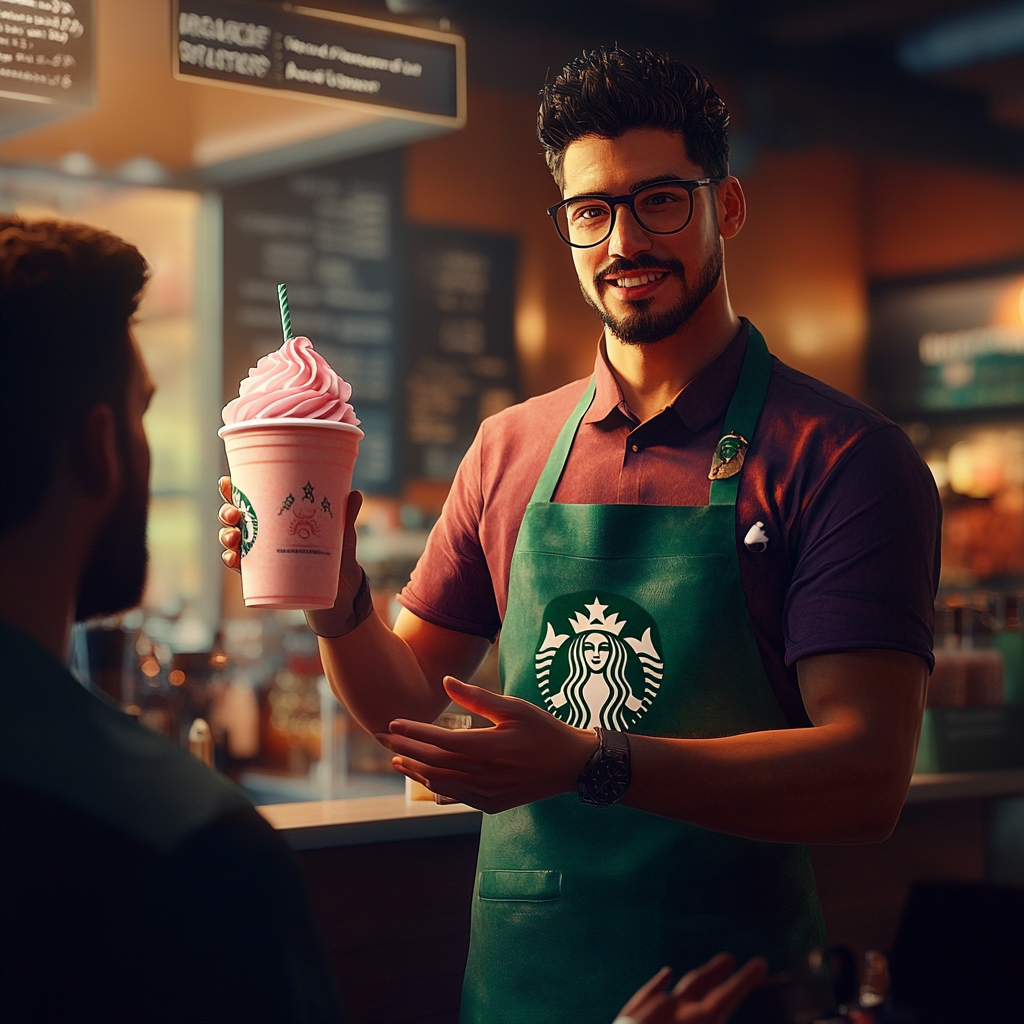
[586,318,751,432]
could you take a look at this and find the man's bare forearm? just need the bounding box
[318,613,445,734]
[624,652,927,845]
[317,608,492,735]
[624,722,913,845]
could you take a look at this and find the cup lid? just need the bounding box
[219,418,364,439]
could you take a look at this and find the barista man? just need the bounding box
[221,47,940,1024]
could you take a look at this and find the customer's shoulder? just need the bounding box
[1,627,249,856]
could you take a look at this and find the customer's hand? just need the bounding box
[615,954,767,1024]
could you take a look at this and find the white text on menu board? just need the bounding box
[177,13,272,78]
[177,11,423,97]
[0,0,83,90]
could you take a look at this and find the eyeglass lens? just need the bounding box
[556,183,694,246]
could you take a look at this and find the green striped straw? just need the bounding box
[277,283,292,343]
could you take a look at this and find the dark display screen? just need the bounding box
[403,226,518,483]
[222,149,404,494]
[867,261,1024,419]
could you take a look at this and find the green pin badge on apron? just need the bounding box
[460,327,826,1024]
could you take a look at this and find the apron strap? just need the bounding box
[709,326,772,507]
[530,378,596,505]
[528,326,771,508]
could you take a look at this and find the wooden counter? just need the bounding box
[258,770,1024,850]
[259,771,1024,1024]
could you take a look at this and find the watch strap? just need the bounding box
[304,569,373,638]
[577,727,631,806]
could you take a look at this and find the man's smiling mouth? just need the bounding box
[605,270,668,288]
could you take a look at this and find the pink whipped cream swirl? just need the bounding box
[222,336,359,426]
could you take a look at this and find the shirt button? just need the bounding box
[631,444,639,452]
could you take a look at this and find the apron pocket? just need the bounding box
[478,869,562,902]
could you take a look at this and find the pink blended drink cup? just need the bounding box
[220,334,363,610]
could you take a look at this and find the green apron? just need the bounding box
[460,327,826,1024]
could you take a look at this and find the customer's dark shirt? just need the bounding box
[0,622,344,1023]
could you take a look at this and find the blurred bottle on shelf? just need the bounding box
[919,590,1024,773]
[188,718,214,767]
[995,593,1023,704]
[260,641,323,778]
[316,675,348,800]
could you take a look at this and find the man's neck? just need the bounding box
[604,287,741,424]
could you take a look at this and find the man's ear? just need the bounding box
[717,177,746,241]
[76,403,123,502]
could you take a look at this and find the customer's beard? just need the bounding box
[75,461,149,622]
[584,243,723,346]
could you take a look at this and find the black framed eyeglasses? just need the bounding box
[547,177,725,248]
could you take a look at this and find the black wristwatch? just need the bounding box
[577,728,631,806]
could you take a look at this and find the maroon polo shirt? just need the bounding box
[399,319,941,727]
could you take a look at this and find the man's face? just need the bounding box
[76,335,154,622]
[562,128,725,345]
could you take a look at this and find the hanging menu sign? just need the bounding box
[173,0,463,124]
[867,261,1024,418]
[403,226,518,483]
[223,149,403,494]
[0,0,93,108]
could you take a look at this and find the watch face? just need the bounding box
[588,758,630,803]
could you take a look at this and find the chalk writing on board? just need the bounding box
[223,150,403,493]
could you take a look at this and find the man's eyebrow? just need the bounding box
[569,174,685,198]
[629,174,688,192]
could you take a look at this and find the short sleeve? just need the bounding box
[399,426,501,640]
[784,424,942,669]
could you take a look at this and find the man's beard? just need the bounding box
[584,242,723,346]
[76,458,149,622]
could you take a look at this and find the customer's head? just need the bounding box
[0,215,152,619]
[537,47,730,191]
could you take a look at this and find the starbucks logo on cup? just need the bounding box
[534,591,664,732]
[231,485,258,557]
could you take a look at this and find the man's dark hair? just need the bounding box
[537,47,730,189]
[0,216,148,534]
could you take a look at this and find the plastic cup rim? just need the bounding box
[219,418,364,440]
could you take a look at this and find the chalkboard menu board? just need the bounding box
[174,0,462,124]
[403,226,518,483]
[867,261,1024,419]
[222,149,403,493]
[0,0,93,108]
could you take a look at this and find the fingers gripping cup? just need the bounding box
[221,296,362,610]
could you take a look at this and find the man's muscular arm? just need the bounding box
[319,609,490,734]
[379,648,926,845]
[622,649,926,843]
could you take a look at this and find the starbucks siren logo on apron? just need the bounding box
[534,590,664,731]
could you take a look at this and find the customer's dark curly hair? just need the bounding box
[537,47,730,189]
[0,216,148,533]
